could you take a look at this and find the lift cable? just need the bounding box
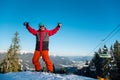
[104,25,120,43]
[87,24,120,57]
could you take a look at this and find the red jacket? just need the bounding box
[26,25,60,51]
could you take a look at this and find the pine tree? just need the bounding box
[113,40,120,74]
[114,40,120,60]
[0,32,21,73]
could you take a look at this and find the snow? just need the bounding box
[0,71,97,80]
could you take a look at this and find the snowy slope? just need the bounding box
[0,71,97,80]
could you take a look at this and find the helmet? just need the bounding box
[39,23,45,27]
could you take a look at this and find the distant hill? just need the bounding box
[67,56,92,62]
[18,53,74,70]
[0,52,92,71]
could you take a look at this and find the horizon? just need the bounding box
[0,50,93,57]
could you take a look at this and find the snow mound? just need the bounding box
[0,71,97,80]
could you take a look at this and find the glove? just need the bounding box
[58,23,62,27]
[23,22,29,26]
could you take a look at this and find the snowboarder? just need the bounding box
[24,22,62,72]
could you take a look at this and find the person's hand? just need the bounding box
[58,23,62,27]
[23,22,29,26]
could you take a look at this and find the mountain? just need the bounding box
[18,53,75,71]
[0,52,92,74]
[67,56,92,62]
[0,71,97,80]
[0,53,92,70]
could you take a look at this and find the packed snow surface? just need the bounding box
[0,71,97,80]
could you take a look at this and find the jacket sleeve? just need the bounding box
[26,25,37,35]
[48,26,60,36]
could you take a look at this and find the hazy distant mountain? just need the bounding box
[18,53,74,70]
[0,52,92,71]
[68,56,92,62]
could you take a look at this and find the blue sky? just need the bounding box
[0,0,120,56]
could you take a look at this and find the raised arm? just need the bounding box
[48,23,62,36]
[24,22,37,35]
